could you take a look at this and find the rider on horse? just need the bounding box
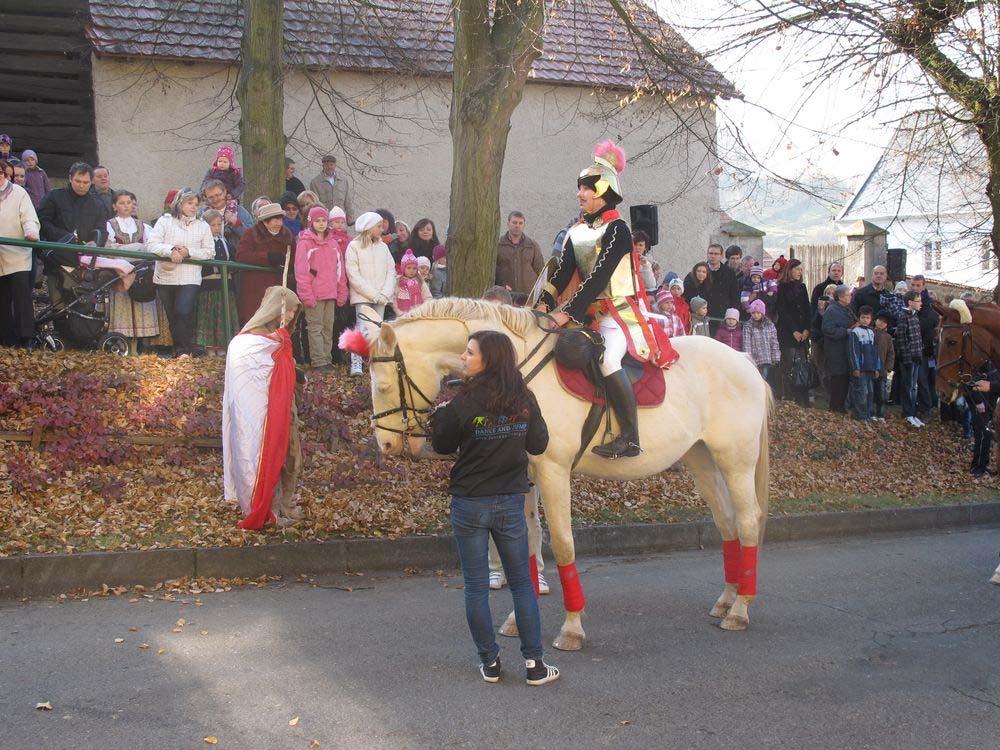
[535,141,677,459]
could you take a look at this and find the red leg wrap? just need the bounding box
[528,554,540,598]
[558,562,586,612]
[722,539,742,585]
[737,545,758,596]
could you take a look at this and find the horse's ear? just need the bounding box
[377,324,397,353]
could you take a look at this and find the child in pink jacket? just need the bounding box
[295,206,349,369]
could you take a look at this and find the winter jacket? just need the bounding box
[308,172,353,217]
[145,213,215,286]
[884,293,907,332]
[691,313,711,337]
[283,216,302,238]
[329,228,352,263]
[393,274,432,315]
[345,238,396,305]
[200,230,237,291]
[874,327,895,377]
[651,312,687,337]
[638,255,657,291]
[810,275,841,313]
[851,283,893,317]
[821,301,856,376]
[848,325,881,373]
[894,308,923,363]
[23,166,51,208]
[201,167,245,202]
[235,222,295,325]
[743,317,780,366]
[773,280,811,349]
[672,294,691,332]
[37,186,110,250]
[431,389,548,498]
[685,264,739,322]
[0,181,39,276]
[495,232,545,295]
[715,323,744,352]
[740,276,777,315]
[294,228,348,308]
[430,261,448,298]
[285,176,306,196]
[918,290,940,358]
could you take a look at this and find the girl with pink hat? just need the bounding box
[294,205,349,370]
[392,248,431,316]
[200,145,245,203]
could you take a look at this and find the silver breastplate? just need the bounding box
[568,221,606,278]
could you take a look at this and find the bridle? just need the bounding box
[368,312,565,441]
[937,322,994,390]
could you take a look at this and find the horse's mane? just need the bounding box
[393,298,538,338]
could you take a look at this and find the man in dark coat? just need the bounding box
[810,261,844,314]
[910,275,940,414]
[851,265,893,317]
[685,243,739,332]
[821,284,856,413]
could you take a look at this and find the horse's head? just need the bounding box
[368,321,464,458]
[936,299,992,402]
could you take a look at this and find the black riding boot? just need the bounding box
[592,369,641,458]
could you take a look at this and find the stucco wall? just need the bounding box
[92,57,720,277]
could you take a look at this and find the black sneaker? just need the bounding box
[525,659,559,686]
[479,656,501,683]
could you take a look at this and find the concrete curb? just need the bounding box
[4,502,1000,599]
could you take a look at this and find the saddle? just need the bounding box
[555,357,666,408]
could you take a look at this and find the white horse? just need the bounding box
[360,299,771,649]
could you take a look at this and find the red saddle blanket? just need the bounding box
[555,360,666,407]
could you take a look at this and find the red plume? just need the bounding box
[338,328,370,358]
[593,140,626,174]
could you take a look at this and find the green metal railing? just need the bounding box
[0,236,275,343]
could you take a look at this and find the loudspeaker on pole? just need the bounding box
[629,204,658,247]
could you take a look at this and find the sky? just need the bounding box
[655,0,894,189]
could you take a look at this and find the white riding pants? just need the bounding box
[599,315,627,376]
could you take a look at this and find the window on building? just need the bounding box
[923,240,941,272]
[982,241,999,272]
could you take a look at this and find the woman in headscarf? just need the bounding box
[222,286,304,530]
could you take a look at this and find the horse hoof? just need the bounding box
[499,613,519,638]
[990,572,1000,586]
[709,602,731,619]
[552,631,585,651]
[719,614,749,631]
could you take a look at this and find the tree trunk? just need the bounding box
[447,0,544,298]
[237,0,285,207]
[984,123,1000,303]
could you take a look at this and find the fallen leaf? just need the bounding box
[35,702,53,711]
[157,647,167,654]
[204,738,218,745]
[139,643,150,650]
[311,741,321,748]
[114,638,124,644]
[128,627,138,632]
[289,716,300,726]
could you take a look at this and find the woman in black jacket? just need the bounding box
[431,330,559,686]
[773,259,812,406]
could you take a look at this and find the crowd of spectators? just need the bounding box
[0,137,990,458]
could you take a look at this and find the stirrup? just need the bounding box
[591,436,641,459]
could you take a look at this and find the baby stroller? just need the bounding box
[32,234,139,356]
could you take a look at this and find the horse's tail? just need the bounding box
[755,383,773,540]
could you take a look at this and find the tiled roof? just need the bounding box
[86,0,736,98]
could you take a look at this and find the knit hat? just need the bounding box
[724,307,740,321]
[772,254,788,271]
[307,205,329,225]
[399,248,419,269]
[254,202,284,222]
[668,277,684,291]
[664,271,678,284]
[215,145,235,164]
[279,190,299,209]
[894,281,908,293]
[690,296,707,312]
[655,288,674,307]
[0,135,10,145]
[749,264,763,278]
[329,205,346,221]
[20,149,37,161]
[748,299,766,315]
[432,244,448,262]
[354,211,383,234]
[416,256,431,269]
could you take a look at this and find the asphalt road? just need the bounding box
[2,528,1000,750]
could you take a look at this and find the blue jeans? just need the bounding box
[900,361,920,418]
[450,494,543,664]
[156,284,200,354]
[849,373,874,420]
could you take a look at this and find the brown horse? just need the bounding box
[934,299,1000,474]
